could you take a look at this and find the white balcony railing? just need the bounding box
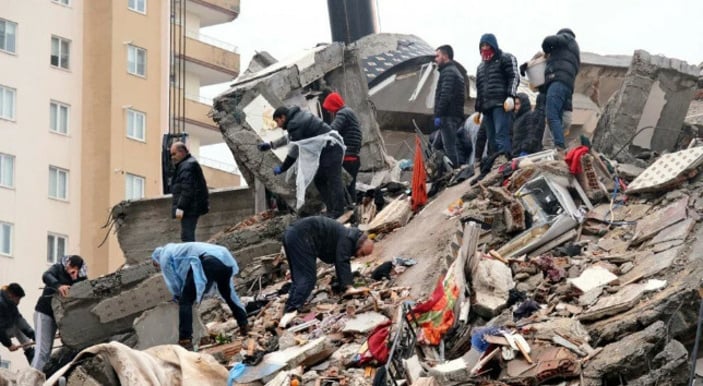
[185,94,213,105]
[184,29,238,53]
[199,155,240,175]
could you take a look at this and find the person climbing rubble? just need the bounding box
[33,255,86,372]
[322,92,363,205]
[258,106,347,218]
[151,242,249,350]
[433,44,466,167]
[280,216,374,321]
[0,283,35,365]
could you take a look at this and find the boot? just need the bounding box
[239,323,250,337]
[178,338,193,351]
[23,347,35,364]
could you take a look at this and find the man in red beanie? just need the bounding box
[322,92,363,204]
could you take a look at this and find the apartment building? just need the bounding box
[0,0,240,369]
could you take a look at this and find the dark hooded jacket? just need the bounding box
[542,28,580,91]
[35,263,86,319]
[475,34,520,114]
[0,289,35,347]
[434,61,466,119]
[323,93,362,157]
[512,93,547,157]
[286,216,363,290]
[272,106,333,172]
[171,154,209,217]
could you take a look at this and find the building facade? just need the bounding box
[0,0,240,369]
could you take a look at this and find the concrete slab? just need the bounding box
[628,147,703,193]
[342,312,389,334]
[579,283,647,322]
[649,218,696,245]
[632,198,688,244]
[569,266,619,293]
[618,246,682,284]
[133,302,207,350]
[235,337,328,383]
[91,274,171,324]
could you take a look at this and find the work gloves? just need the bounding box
[503,97,515,112]
[257,142,273,151]
[273,165,283,175]
[433,117,441,128]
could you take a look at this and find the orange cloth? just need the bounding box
[411,135,428,212]
[322,92,344,113]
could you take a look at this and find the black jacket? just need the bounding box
[475,36,520,114]
[512,93,546,157]
[434,61,466,119]
[272,106,333,172]
[542,31,580,91]
[0,290,35,347]
[330,106,362,157]
[171,155,209,217]
[288,216,362,289]
[35,263,86,319]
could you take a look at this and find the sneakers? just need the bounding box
[239,323,250,337]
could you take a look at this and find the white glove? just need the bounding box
[472,113,482,125]
[503,97,515,112]
[279,311,298,328]
[175,208,184,219]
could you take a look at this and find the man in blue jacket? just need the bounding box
[542,28,580,151]
[152,242,248,350]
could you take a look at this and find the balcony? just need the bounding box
[173,25,240,85]
[186,0,240,27]
[173,94,223,146]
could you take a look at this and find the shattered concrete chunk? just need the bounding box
[618,246,682,285]
[632,197,688,244]
[133,302,207,350]
[524,318,591,343]
[627,147,703,193]
[579,283,646,322]
[342,312,389,334]
[471,259,515,318]
[236,338,330,383]
[649,217,695,245]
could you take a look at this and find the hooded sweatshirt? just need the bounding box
[475,34,520,113]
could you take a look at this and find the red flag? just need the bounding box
[411,135,428,212]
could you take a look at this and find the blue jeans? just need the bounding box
[546,81,570,149]
[483,107,512,156]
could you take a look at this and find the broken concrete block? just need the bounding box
[133,302,207,350]
[568,266,618,293]
[643,279,667,293]
[649,218,695,245]
[428,356,472,384]
[471,259,515,318]
[363,195,413,234]
[524,318,591,343]
[626,339,689,385]
[632,197,688,244]
[235,338,329,384]
[342,312,389,334]
[90,274,171,323]
[627,147,703,193]
[579,283,646,322]
[330,343,361,366]
[582,321,667,384]
[402,355,424,384]
[413,377,440,386]
[592,50,700,163]
[618,246,682,285]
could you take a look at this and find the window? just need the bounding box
[127,45,146,76]
[0,85,16,120]
[125,173,145,200]
[0,19,17,53]
[126,108,145,141]
[0,222,12,256]
[47,233,67,263]
[128,0,146,13]
[0,153,14,188]
[52,0,70,5]
[49,166,68,200]
[50,101,70,134]
[51,36,70,69]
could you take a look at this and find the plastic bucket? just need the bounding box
[526,57,546,87]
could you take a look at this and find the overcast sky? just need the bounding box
[200,0,703,166]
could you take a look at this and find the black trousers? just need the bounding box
[314,144,345,218]
[179,256,248,340]
[180,215,199,242]
[282,228,317,313]
[342,157,360,204]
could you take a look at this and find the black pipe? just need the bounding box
[327,0,379,44]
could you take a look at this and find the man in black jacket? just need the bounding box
[542,28,580,151]
[281,216,374,313]
[32,255,86,371]
[322,92,363,204]
[0,283,35,364]
[433,45,466,166]
[258,106,346,218]
[170,142,209,242]
[475,33,520,158]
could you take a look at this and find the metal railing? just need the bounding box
[184,28,238,53]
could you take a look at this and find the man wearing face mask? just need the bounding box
[32,255,86,371]
[475,33,520,160]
